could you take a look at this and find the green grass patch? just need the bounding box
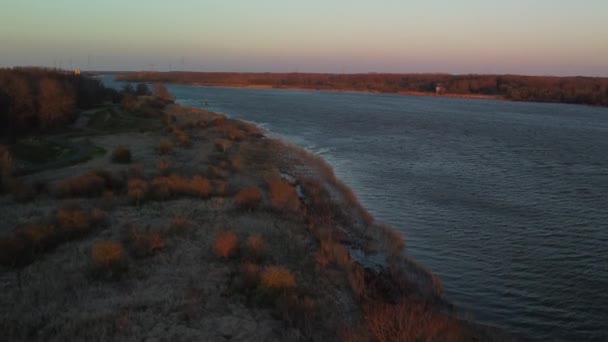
[87,107,160,132]
[11,138,70,164]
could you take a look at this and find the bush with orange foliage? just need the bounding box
[56,205,93,235]
[268,178,300,212]
[91,240,128,278]
[260,265,296,290]
[222,126,246,141]
[234,187,262,209]
[190,175,211,198]
[0,206,105,268]
[0,145,14,194]
[213,230,238,258]
[158,138,173,155]
[111,145,131,164]
[150,174,211,199]
[56,171,106,198]
[127,178,148,205]
[157,159,172,175]
[361,299,463,342]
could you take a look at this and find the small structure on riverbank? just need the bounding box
[435,83,446,94]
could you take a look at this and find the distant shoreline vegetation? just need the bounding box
[116,71,608,107]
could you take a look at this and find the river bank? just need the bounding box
[0,97,512,340]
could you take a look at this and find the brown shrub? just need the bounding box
[127,178,148,205]
[213,230,238,258]
[260,266,296,290]
[229,155,242,171]
[268,178,300,212]
[56,205,92,235]
[127,226,165,258]
[21,223,55,248]
[91,240,128,278]
[234,187,262,209]
[244,234,266,260]
[111,145,132,164]
[56,171,106,197]
[157,159,172,175]
[158,138,173,155]
[0,206,103,269]
[150,176,171,200]
[190,175,211,198]
[222,126,246,141]
[0,146,13,194]
[363,300,463,342]
[170,175,191,193]
[176,131,192,147]
[378,224,405,257]
[348,264,366,299]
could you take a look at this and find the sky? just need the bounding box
[1,0,607,76]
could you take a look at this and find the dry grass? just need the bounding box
[267,178,300,213]
[214,138,231,153]
[213,230,238,258]
[158,138,174,155]
[234,187,262,210]
[126,225,165,258]
[111,145,132,164]
[240,262,260,286]
[91,240,128,278]
[167,216,192,235]
[260,265,296,290]
[176,131,192,147]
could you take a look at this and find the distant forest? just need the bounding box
[117,72,608,107]
[0,68,121,140]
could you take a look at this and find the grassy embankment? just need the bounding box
[0,92,513,340]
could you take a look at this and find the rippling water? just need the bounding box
[102,77,608,341]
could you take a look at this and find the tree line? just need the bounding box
[118,71,608,107]
[0,67,122,140]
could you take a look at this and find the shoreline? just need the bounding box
[158,81,505,101]
[0,98,514,340]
